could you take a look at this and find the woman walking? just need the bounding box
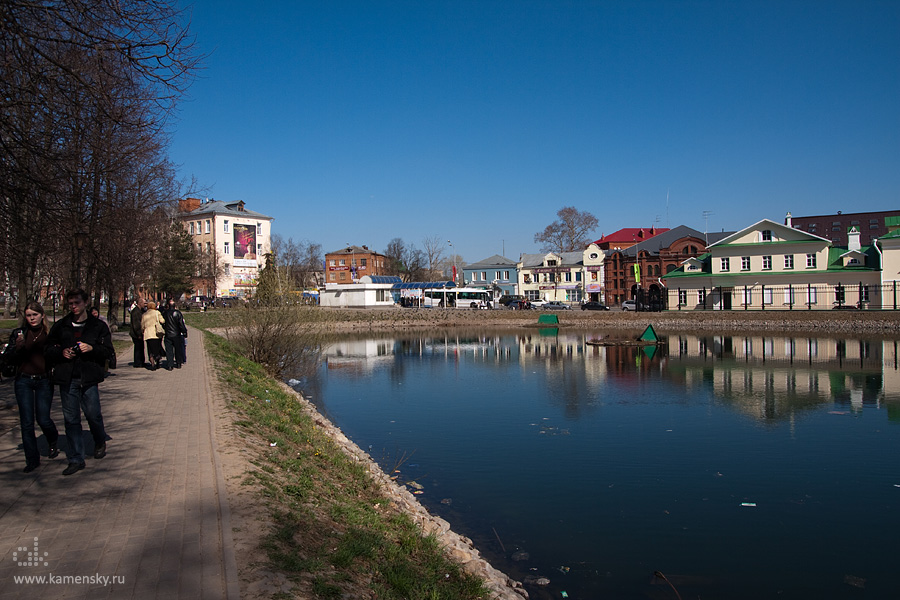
[141,301,165,370]
[8,302,59,472]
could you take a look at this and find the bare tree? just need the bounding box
[421,235,447,281]
[534,207,599,253]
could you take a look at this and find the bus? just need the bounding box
[420,287,495,309]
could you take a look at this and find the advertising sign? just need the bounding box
[233,224,258,267]
[233,272,259,287]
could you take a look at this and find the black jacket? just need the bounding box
[46,314,114,386]
[163,307,188,339]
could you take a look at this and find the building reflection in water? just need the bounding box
[321,331,900,423]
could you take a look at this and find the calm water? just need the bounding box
[295,329,900,599]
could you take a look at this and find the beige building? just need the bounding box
[518,252,585,303]
[177,198,274,298]
[664,218,882,310]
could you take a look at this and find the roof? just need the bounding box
[710,218,830,247]
[325,245,385,256]
[391,281,456,290]
[464,255,518,269]
[360,276,402,284]
[620,225,708,257]
[181,200,272,220]
[519,252,584,268]
[593,227,669,246]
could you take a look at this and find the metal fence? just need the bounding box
[665,281,900,311]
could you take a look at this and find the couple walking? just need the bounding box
[129,298,187,370]
[5,289,113,475]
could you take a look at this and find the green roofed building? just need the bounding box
[662,218,887,311]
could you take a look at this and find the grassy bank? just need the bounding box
[189,313,490,600]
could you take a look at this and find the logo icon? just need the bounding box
[13,537,48,567]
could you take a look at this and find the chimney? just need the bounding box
[785,212,792,228]
[848,226,861,252]
[179,197,201,213]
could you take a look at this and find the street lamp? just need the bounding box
[347,243,355,282]
[447,240,456,284]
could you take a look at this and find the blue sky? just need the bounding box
[169,0,900,263]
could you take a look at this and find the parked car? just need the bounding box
[622,300,646,311]
[542,301,571,310]
[498,294,525,307]
[581,301,610,311]
[506,299,533,310]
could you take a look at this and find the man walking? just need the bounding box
[46,289,114,475]
[163,299,188,370]
[130,296,146,368]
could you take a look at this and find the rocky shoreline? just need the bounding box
[277,379,529,599]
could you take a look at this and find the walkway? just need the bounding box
[0,329,239,599]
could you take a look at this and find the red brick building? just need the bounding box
[325,245,389,284]
[604,226,731,307]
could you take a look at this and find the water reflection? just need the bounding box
[307,331,900,599]
[321,331,899,422]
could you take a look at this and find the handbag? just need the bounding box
[0,331,19,378]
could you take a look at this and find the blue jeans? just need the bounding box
[59,380,107,465]
[15,376,59,467]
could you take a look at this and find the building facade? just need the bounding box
[324,245,389,284]
[663,219,883,310]
[788,210,900,247]
[463,255,518,298]
[518,252,584,303]
[604,225,727,307]
[177,198,273,299]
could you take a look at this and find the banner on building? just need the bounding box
[233,224,258,267]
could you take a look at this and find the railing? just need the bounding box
[667,281,900,311]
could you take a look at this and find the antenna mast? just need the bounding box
[702,210,714,246]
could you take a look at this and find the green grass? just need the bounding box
[196,320,490,599]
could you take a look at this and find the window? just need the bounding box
[223,242,230,255]
[763,288,773,305]
[547,259,557,266]
[329,259,335,266]
[806,253,817,268]
[257,243,262,254]
[761,230,772,241]
[741,257,750,271]
[257,223,262,235]
[224,264,231,275]
[784,254,794,269]
[835,285,845,305]
[205,242,211,253]
[329,273,336,281]
[504,270,510,280]
[861,286,870,302]
[762,256,772,270]
[339,259,345,266]
[205,220,211,234]
[376,289,387,302]
[481,271,487,281]
[564,272,572,282]
[807,286,817,305]
[361,258,367,267]
[189,222,195,235]
[720,257,730,271]
[742,288,752,306]
[223,220,229,233]
[575,272,582,282]
[698,289,706,304]
[197,243,201,253]
[678,290,687,305]
[785,287,795,305]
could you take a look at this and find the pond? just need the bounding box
[294,329,900,599]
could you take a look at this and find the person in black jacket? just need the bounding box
[162,299,188,370]
[46,289,114,476]
[9,302,59,473]
[129,297,146,368]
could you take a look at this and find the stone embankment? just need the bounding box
[322,306,900,336]
[277,379,529,600]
